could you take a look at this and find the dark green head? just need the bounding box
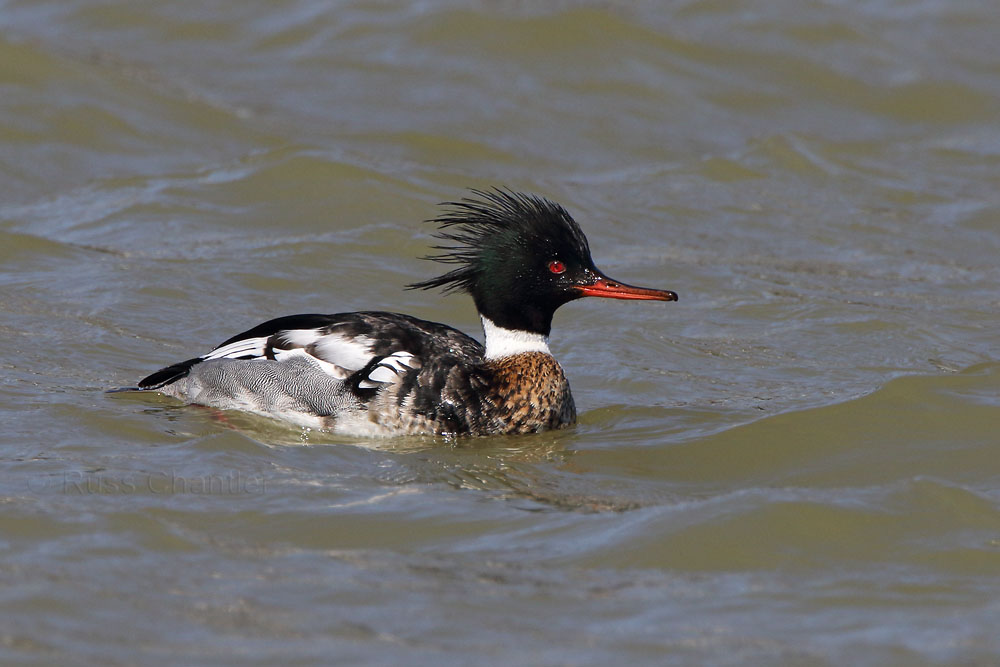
[408,189,677,336]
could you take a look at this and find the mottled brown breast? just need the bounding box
[481,352,576,434]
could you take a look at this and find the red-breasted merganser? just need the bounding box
[136,189,677,436]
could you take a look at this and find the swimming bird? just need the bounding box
[136,189,677,436]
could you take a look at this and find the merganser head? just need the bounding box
[407,189,678,336]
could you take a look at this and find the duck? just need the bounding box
[135,189,678,436]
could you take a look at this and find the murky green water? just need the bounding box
[2,1,1000,663]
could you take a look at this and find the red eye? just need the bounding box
[548,260,566,275]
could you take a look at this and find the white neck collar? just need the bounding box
[481,316,551,360]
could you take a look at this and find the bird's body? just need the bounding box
[136,190,676,437]
[142,311,574,436]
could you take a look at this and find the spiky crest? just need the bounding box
[407,188,591,295]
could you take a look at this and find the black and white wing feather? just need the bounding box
[138,311,482,393]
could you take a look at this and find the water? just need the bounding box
[2,1,1000,663]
